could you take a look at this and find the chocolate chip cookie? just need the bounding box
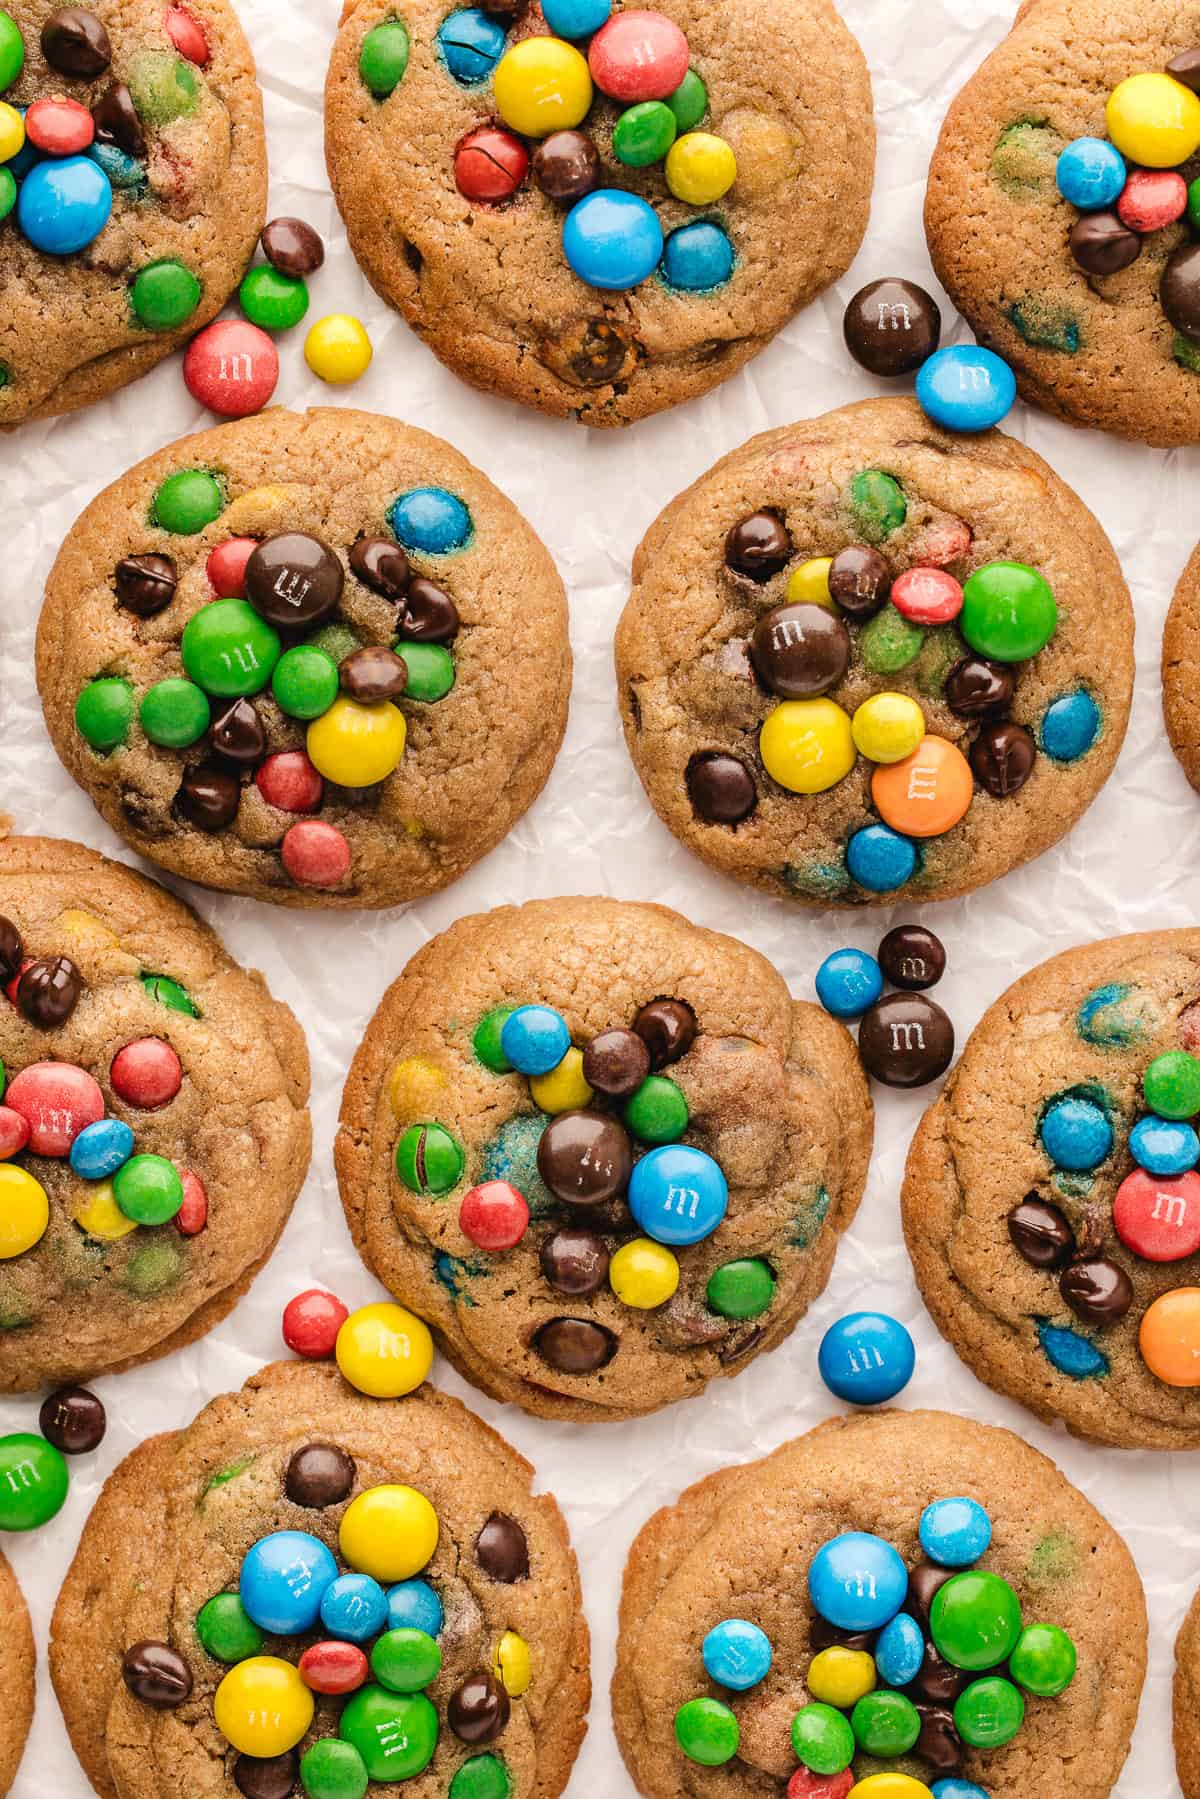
[1163,541,1200,791]
[335,896,872,1422]
[616,396,1133,908]
[0,834,310,1391]
[0,1550,34,1795]
[35,408,571,908]
[614,1409,1145,1799]
[903,929,1200,1449]
[50,1358,588,1799]
[1,0,266,427]
[925,0,1200,444]
[1177,1587,1200,1797]
[324,0,873,425]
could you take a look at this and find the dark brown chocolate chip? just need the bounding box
[858,994,954,1088]
[122,1641,193,1708]
[1008,1196,1075,1269]
[905,1561,955,1632]
[970,721,1036,797]
[0,915,23,984]
[210,699,267,768]
[284,1443,356,1509]
[533,1316,618,1374]
[480,0,526,19]
[549,316,632,387]
[233,1752,298,1799]
[339,646,408,703]
[18,955,83,1028]
[719,1326,765,1364]
[350,536,410,600]
[944,655,1013,718]
[39,1386,106,1454]
[809,1618,877,1653]
[246,534,344,629]
[1162,243,1200,343]
[115,553,177,617]
[537,1108,632,1204]
[914,1705,963,1773]
[448,1671,510,1745]
[261,217,325,278]
[581,1028,650,1099]
[633,998,697,1069]
[685,752,758,825]
[724,512,792,582]
[92,80,146,156]
[1059,1255,1133,1325]
[1168,48,1200,91]
[1069,211,1141,277]
[910,1640,967,1704]
[176,765,241,833]
[877,925,945,991]
[399,577,460,643]
[843,277,942,377]
[475,1511,529,1582]
[533,130,600,204]
[828,544,891,619]
[42,7,112,79]
[751,602,850,699]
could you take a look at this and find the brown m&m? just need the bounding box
[246,534,344,630]
[537,1108,631,1204]
[633,998,696,1068]
[540,1226,610,1296]
[475,1511,529,1582]
[857,992,954,1088]
[116,553,177,617]
[828,544,890,619]
[340,646,408,703]
[685,752,757,825]
[843,277,941,377]
[751,602,850,698]
[580,1028,649,1099]
[533,131,601,204]
[39,1385,106,1454]
[285,1442,356,1508]
[233,1752,299,1799]
[725,512,792,581]
[878,925,945,991]
[261,218,325,279]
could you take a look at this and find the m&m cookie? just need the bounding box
[0,0,266,425]
[0,1550,33,1790]
[1163,540,1200,797]
[616,397,1133,908]
[325,0,873,423]
[1177,1586,1200,1797]
[335,897,872,1421]
[903,929,1200,1448]
[51,1359,588,1799]
[36,408,570,909]
[0,835,310,1391]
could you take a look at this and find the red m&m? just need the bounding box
[176,1168,209,1236]
[298,1641,368,1696]
[460,1180,529,1251]
[588,10,689,101]
[283,1288,349,1359]
[1113,1168,1200,1262]
[110,1038,183,1110]
[787,1769,854,1798]
[6,1062,104,1156]
[454,125,529,202]
[183,320,279,418]
[0,1107,30,1160]
[281,820,351,889]
[1116,168,1187,233]
[256,752,324,815]
[25,96,94,155]
[165,4,210,65]
[207,538,259,598]
[890,567,963,625]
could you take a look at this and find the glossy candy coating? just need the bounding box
[661,220,734,290]
[304,315,373,384]
[843,278,941,376]
[807,1646,876,1708]
[500,1005,570,1075]
[759,697,855,793]
[817,1312,915,1405]
[1039,1095,1112,1171]
[851,1688,921,1755]
[960,562,1056,663]
[628,1142,727,1245]
[339,1686,438,1780]
[665,130,736,204]
[1113,1168,1200,1260]
[371,1626,442,1692]
[307,697,406,787]
[846,824,917,893]
[675,1695,739,1765]
[1008,1621,1076,1697]
[1144,1050,1200,1119]
[874,1612,924,1688]
[562,188,663,289]
[387,1579,443,1638]
[339,1485,439,1582]
[930,1570,1021,1671]
[181,599,280,698]
[609,1237,679,1307]
[588,9,688,100]
[18,153,111,253]
[871,737,972,838]
[460,1180,529,1251]
[1055,136,1126,208]
[915,346,1016,432]
[184,321,279,417]
[809,1533,908,1631]
[1139,1287,1200,1385]
[335,1302,434,1398]
[1127,1117,1199,1177]
[919,1497,991,1567]
[493,36,592,136]
[69,1117,134,1179]
[455,124,529,202]
[852,692,926,764]
[0,1432,68,1528]
[701,1617,772,1690]
[529,1045,592,1113]
[320,1573,389,1644]
[360,19,410,94]
[1106,72,1200,167]
[792,1703,855,1774]
[112,1154,183,1224]
[240,1532,338,1635]
[215,1657,314,1757]
[952,1675,1024,1747]
[815,948,884,1020]
[0,1167,50,1258]
[131,260,202,331]
[240,266,310,332]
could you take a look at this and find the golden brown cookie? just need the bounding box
[1,0,266,427]
[925,0,1200,444]
[616,396,1133,908]
[51,1359,589,1799]
[1177,1587,1200,1798]
[35,408,571,909]
[1163,542,1200,791]
[614,1409,1145,1798]
[336,896,871,1422]
[324,0,873,425]
[0,1550,34,1796]
[0,835,310,1391]
[902,929,1200,1449]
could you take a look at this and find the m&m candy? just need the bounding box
[789,1773,854,1799]
[460,1180,529,1251]
[455,124,528,201]
[18,153,111,253]
[183,320,279,417]
[25,95,93,154]
[1113,1168,1200,1261]
[542,0,611,35]
[930,1569,1021,1670]
[890,568,962,625]
[1039,1094,1112,1170]
[214,1656,314,1756]
[387,1579,444,1638]
[953,1675,1024,1747]
[493,36,592,136]
[1106,72,1200,167]
[499,1005,571,1076]
[340,1686,438,1780]
[846,824,918,893]
[1144,1050,1200,1119]
[111,1037,182,1108]
[437,8,507,84]
[851,692,926,764]
[665,130,736,204]
[919,1496,992,1567]
[371,1625,443,1691]
[1055,136,1126,208]
[7,1062,104,1156]
[1139,1287,1200,1385]
[628,1143,728,1245]
[0,1433,68,1530]
[960,562,1057,662]
[240,1531,338,1634]
[871,737,972,837]
[281,820,351,889]
[701,1618,772,1690]
[809,1533,907,1632]
[340,1484,439,1582]
[305,314,373,384]
[1117,166,1188,231]
[562,188,663,289]
[131,260,203,331]
[815,949,884,1020]
[793,1703,855,1774]
[915,345,1016,432]
[196,1593,266,1665]
[1128,1114,1199,1177]
[69,1117,135,1180]
[807,1646,876,1709]
[817,1312,916,1405]
[1008,1621,1077,1697]
[759,697,855,793]
[0,1165,49,1258]
[609,1237,680,1308]
[297,1640,369,1696]
[675,1695,739,1765]
[283,1288,350,1359]
[874,1612,924,1689]
[589,9,689,101]
[320,1573,389,1644]
[336,1302,434,1398]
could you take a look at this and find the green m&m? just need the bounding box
[132,259,203,331]
[622,1074,689,1144]
[850,1688,920,1756]
[196,1592,266,1664]
[360,18,410,95]
[1143,1050,1200,1120]
[153,469,224,533]
[76,677,134,751]
[449,1756,512,1799]
[113,1153,184,1225]
[0,167,15,222]
[272,644,339,718]
[474,1006,515,1073]
[396,1122,465,1195]
[953,1674,1025,1748]
[240,265,310,333]
[123,1239,184,1294]
[849,469,907,542]
[300,1737,369,1799]
[961,561,1057,663]
[791,1701,854,1774]
[931,1569,1023,1671]
[859,603,925,675]
[666,68,707,132]
[339,1686,438,1780]
[182,599,281,698]
[141,972,200,1016]
[613,101,676,167]
[140,677,210,747]
[0,1432,68,1531]
[0,11,24,91]
[397,642,455,702]
[706,1258,775,1320]
[127,50,199,123]
[675,1695,739,1766]
[370,1626,442,1692]
[1009,1621,1077,1697]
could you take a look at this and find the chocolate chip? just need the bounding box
[176,765,241,833]
[350,536,410,600]
[581,1028,650,1099]
[537,1109,632,1204]
[1069,211,1141,277]
[944,655,1013,718]
[910,1640,966,1704]
[18,955,83,1028]
[1168,48,1200,91]
[39,1386,106,1454]
[914,1705,963,1773]
[858,994,954,1088]
[261,217,325,279]
[475,1512,529,1582]
[905,1561,954,1632]
[210,699,267,768]
[1059,1256,1133,1326]
[122,1641,193,1708]
[339,646,408,703]
[724,512,792,582]
[41,7,112,79]
[843,277,941,377]
[809,1618,877,1653]
[92,81,145,157]
[633,998,697,1069]
[1008,1196,1075,1269]
[245,534,344,629]
[0,915,22,984]
[115,553,176,617]
[233,1752,298,1799]
[448,1671,510,1745]
[539,1228,610,1298]
[877,925,945,991]
[1162,243,1200,343]
[751,602,850,699]
[828,544,891,619]
[399,577,460,643]
[685,752,758,825]
[719,1326,765,1364]
[533,130,600,204]
[533,1316,618,1374]
[970,721,1036,798]
[285,1443,356,1509]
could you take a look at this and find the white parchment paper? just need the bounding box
[0,0,1195,1790]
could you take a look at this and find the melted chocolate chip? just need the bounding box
[685,752,758,824]
[633,998,697,1069]
[1008,1197,1074,1269]
[122,1641,193,1708]
[1168,48,1200,91]
[41,7,112,79]
[533,1316,618,1374]
[1059,1256,1133,1325]
[475,1511,529,1582]
[115,553,177,617]
[448,1672,510,1744]
[906,1561,954,1632]
[92,81,145,157]
[0,915,22,984]
[350,536,410,600]
[18,955,83,1028]
[914,1704,963,1773]
[581,1028,650,1099]
[284,1443,356,1508]
[1069,211,1141,277]
[176,765,241,833]
[970,721,1036,798]
[210,699,267,768]
[809,1618,878,1653]
[944,655,1013,718]
[910,1640,966,1704]
[724,512,792,582]
[399,577,460,643]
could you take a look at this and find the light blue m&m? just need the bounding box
[661,221,734,291]
[932,1782,991,1799]
[563,189,663,290]
[846,823,917,893]
[240,1531,338,1635]
[319,1573,389,1644]
[815,948,884,1020]
[919,1496,992,1568]
[808,1532,907,1632]
[436,8,507,83]
[389,487,472,555]
[1040,690,1100,762]
[69,1118,135,1180]
[874,1612,925,1688]
[1129,1114,1200,1176]
[1039,1095,1112,1171]
[1055,137,1126,210]
[628,1143,728,1246]
[387,1579,444,1638]
[499,1005,571,1077]
[915,345,1016,433]
[817,1312,916,1406]
[541,0,611,36]
[702,1618,772,1691]
[18,154,112,254]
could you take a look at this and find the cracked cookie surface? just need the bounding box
[0,1550,34,1796]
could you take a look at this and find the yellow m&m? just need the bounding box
[759,697,855,793]
[787,557,835,611]
[336,1301,433,1398]
[665,131,737,204]
[851,692,926,764]
[848,1777,933,1799]
[340,1483,439,1582]
[304,313,374,384]
[806,1645,876,1708]
[530,1046,593,1114]
[610,1237,680,1309]
[495,1629,532,1696]
[494,37,592,137]
[73,1180,137,1243]
[389,1056,447,1120]
[0,103,25,165]
[214,1657,314,1758]
[307,696,406,787]
[1106,73,1200,168]
[0,1166,49,1259]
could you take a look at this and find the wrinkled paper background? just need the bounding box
[0,0,1194,1790]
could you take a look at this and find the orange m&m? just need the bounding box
[1140,1287,1200,1386]
[871,735,972,838]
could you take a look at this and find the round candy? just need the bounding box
[807,1646,876,1709]
[390,486,472,555]
[952,1675,1024,1748]
[214,1657,314,1757]
[809,1533,908,1632]
[111,1037,182,1109]
[307,696,406,787]
[533,127,600,202]
[305,314,373,384]
[914,346,1016,433]
[960,561,1056,662]
[859,605,924,676]
[154,469,224,534]
[320,1573,389,1645]
[339,1687,438,1781]
[113,1153,183,1224]
[184,320,279,417]
[609,1237,680,1308]
[1106,72,1200,168]
[0,13,24,90]
[0,1432,68,1529]
[790,1774,855,1799]
[395,642,455,702]
[499,1005,571,1076]
[589,9,689,101]
[751,602,850,699]
[494,1630,531,1697]
[890,568,962,626]
[846,824,917,893]
[1128,1116,1200,1178]
[1145,1050,1200,1120]
[493,36,592,137]
[929,1784,987,1799]
[240,265,310,332]
[874,1613,924,1689]
[674,1695,739,1766]
[1039,1095,1112,1170]
[395,1123,465,1195]
[340,1485,439,1583]
[852,692,926,764]
[386,1579,443,1638]
[628,1143,727,1245]
[701,1618,772,1691]
[335,1302,434,1398]
[449,1757,511,1799]
[665,129,736,204]
[272,644,339,719]
[930,1570,1021,1671]
[257,751,324,814]
[182,599,280,698]
[131,260,202,331]
[528,1044,592,1113]
[787,558,835,609]
[0,1106,27,1160]
[73,1181,136,1242]
[455,124,528,204]
[197,1593,266,1665]
[1054,136,1126,209]
[437,8,506,84]
[360,18,410,94]
[815,948,884,1020]
[705,1257,775,1320]
[371,1626,442,1692]
[460,1180,529,1252]
[164,5,209,64]
[281,821,351,889]
[562,188,663,289]
[69,1117,135,1180]
[542,0,610,35]
[26,95,93,154]
[850,1689,920,1756]
[1009,1621,1076,1697]
[612,99,676,167]
[727,510,792,580]
[1040,688,1100,762]
[140,678,210,747]
[792,1703,855,1775]
[1114,1168,1200,1261]
[849,1783,933,1799]
[878,924,945,991]
[919,1497,991,1568]
[1117,166,1187,232]
[301,1736,370,1797]
[240,1531,339,1634]
[0,1166,49,1259]
[6,1063,103,1156]
[76,677,133,750]
[18,153,111,253]
[759,697,855,793]
[1140,1287,1200,1385]
[37,1385,105,1455]
[817,1312,916,1405]
[843,278,941,377]
[871,736,972,838]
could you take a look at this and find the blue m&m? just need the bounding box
[932,1783,990,1799]
[808,1532,907,1632]
[1129,1114,1200,1176]
[915,345,1016,433]
[920,1496,992,1568]
[387,1579,444,1638]
[701,1618,772,1690]
[563,189,663,290]
[240,1531,339,1635]
[69,1118,135,1180]
[874,1611,925,1688]
[1039,1095,1112,1171]
[500,1005,571,1077]
[628,1142,728,1245]
[389,487,472,555]
[661,221,734,291]
[1055,137,1126,209]
[815,948,884,1020]
[1040,689,1100,762]
[436,8,507,83]
[18,154,112,254]
[541,0,611,36]
[817,1312,915,1406]
[846,823,917,893]
[319,1573,389,1643]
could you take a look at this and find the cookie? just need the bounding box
[1163,541,1200,790]
[50,1358,588,1799]
[1177,1587,1200,1798]
[0,0,266,427]
[335,896,872,1422]
[324,0,873,425]
[35,408,571,909]
[925,0,1200,445]
[615,396,1133,908]
[0,1550,34,1796]
[614,1409,1146,1798]
[902,929,1200,1450]
[0,834,310,1391]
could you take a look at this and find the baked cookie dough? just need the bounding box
[925,0,1200,445]
[36,408,570,909]
[0,1550,34,1796]
[1177,1587,1200,1798]
[903,929,1200,1450]
[615,1409,1144,1799]
[325,0,873,425]
[1163,541,1200,791]
[0,834,310,1391]
[336,896,871,1422]
[616,396,1133,908]
[0,0,266,427]
[50,1358,588,1799]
